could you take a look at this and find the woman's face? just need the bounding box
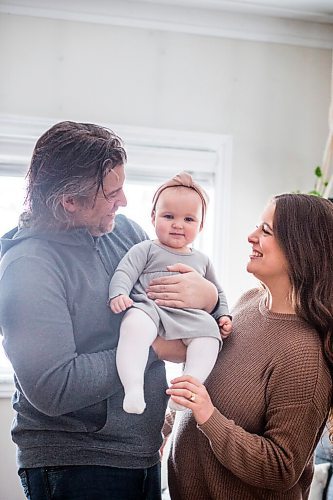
[247,202,289,287]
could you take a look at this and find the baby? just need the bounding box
[109,171,232,414]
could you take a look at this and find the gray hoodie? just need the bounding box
[0,214,167,469]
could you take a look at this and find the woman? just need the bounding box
[167,193,333,500]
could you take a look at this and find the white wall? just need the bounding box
[0,13,331,302]
[0,12,331,495]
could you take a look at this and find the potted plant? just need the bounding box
[309,166,331,198]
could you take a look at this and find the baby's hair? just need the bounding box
[152,171,209,228]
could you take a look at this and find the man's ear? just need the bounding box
[61,194,78,213]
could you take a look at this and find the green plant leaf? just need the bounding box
[314,166,322,178]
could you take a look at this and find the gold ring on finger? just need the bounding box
[189,392,196,403]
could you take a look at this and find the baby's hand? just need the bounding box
[218,315,232,340]
[110,294,133,314]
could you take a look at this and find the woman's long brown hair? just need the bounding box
[274,194,333,428]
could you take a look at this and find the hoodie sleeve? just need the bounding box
[0,255,120,416]
[0,252,157,417]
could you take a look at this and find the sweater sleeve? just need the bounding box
[197,344,331,491]
[0,255,125,417]
[108,241,150,299]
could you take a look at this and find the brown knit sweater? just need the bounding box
[168,288,332,500]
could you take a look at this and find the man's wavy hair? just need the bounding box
[25,121,127,228]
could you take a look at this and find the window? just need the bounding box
[0,114,232,394]
[0,176,26,235]
[0,176,26,389]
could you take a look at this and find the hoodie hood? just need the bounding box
[1,224,99,258]
[0,213,145,259]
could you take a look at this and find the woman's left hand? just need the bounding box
[166,375,215,425]
[146,263,218,312]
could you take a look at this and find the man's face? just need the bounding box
[70,165,127,236]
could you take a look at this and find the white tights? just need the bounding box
[116,307,220,414]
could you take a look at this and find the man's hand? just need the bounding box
[110,294,133,314]
[152,337,186,363]
[146,263,218,312]
[218,315,232,340]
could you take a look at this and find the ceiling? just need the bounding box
[0,0,333,47]
[139,0,333,23]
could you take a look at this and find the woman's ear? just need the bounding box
[61,194,78,213]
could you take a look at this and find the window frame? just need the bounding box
[0,113,232,396]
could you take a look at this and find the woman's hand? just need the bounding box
[166,375,215,425]
[146,263,218,312]
[152,337,187,363]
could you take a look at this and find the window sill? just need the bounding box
[0,378,14,398]
[0,368,14,398]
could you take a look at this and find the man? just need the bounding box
[0,121,217,499]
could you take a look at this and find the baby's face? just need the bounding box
[151,186,203,252]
